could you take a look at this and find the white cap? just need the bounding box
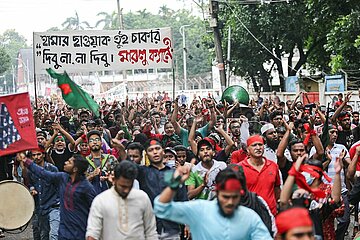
[261,123,275,135]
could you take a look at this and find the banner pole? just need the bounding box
[32,32,38,109]
[172,67,176,100]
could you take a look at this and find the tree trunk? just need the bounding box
[250,76,259,92]
[260,68,271,92]
[274,47,285,91]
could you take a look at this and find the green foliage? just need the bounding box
[0,47,11,75]
[325,11,360,72]
[62,11,92,30]
[221,0,359,91]
[0,29,28,63]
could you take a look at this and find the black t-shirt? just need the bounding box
[336,130,355,150]
[49,145,73,172]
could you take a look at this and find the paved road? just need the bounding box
[2,222,33,240]
[0,217,357,240]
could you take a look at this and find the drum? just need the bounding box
[0,180,34,230]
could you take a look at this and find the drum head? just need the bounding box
[0,180,34,230]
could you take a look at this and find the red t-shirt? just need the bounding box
[349,142,360,171]
[230,149,248,164]
[240,158,281,215]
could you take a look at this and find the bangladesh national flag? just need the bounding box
[46,68,99,117]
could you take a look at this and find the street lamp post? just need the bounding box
[179,25,191,91]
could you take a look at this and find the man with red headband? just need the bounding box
[239,135,281,215]
[275,207,314,240]
[154,167,272,239]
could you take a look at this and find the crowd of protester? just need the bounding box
[1,90,360,240]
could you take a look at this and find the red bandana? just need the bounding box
[288,164,332,199]
[276,208,313,234]
[216,178,243,193]
[247,135,264,146]
[303,123,316,146]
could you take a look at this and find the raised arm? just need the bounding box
[188,115,203,155]
[207,99,216,130]
[310,132,324,161]
[279,155,306,209]
[53,122,76,151]
[290,91,302,110]
[17,153,64,184]
[215,123,234,156]
[331,154,343,203]
[276,120,293,169]
[171,97,181,135]
[331,92,352,123]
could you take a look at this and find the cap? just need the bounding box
[87,130,102,140]
[197,138,214,155]
[164,147,177,157]
[261,123,275,135]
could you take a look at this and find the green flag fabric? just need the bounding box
[46,68,99,117]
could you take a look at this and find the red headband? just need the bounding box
[247,135,264,146]
[216,178,243,193]
[276,208,313,234]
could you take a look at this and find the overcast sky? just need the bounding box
[0,0,193,43]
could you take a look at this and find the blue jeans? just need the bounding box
[37,208,60,240]
[48,208,60,240]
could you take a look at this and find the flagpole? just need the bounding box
[32,32,38,109]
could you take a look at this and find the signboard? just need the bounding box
[325,75,344,92]
[33,28,173,74]
[285,76,297,92]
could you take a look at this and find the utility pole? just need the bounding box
[116,0,124,29]
[209,0,227,91]
[117,0,127,91]
[179,25,191,91]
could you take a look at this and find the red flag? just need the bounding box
[0,92,37,156]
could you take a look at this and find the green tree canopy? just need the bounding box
[0,47,11,75]
[221,0,359,91]
[0,29,28,64]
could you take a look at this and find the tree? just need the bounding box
[95,11,119,30]
[0,29,28,63]
[62,11,92,30]
[325,11,360,73]
[0,47,11,75]
[221,0,359,91]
